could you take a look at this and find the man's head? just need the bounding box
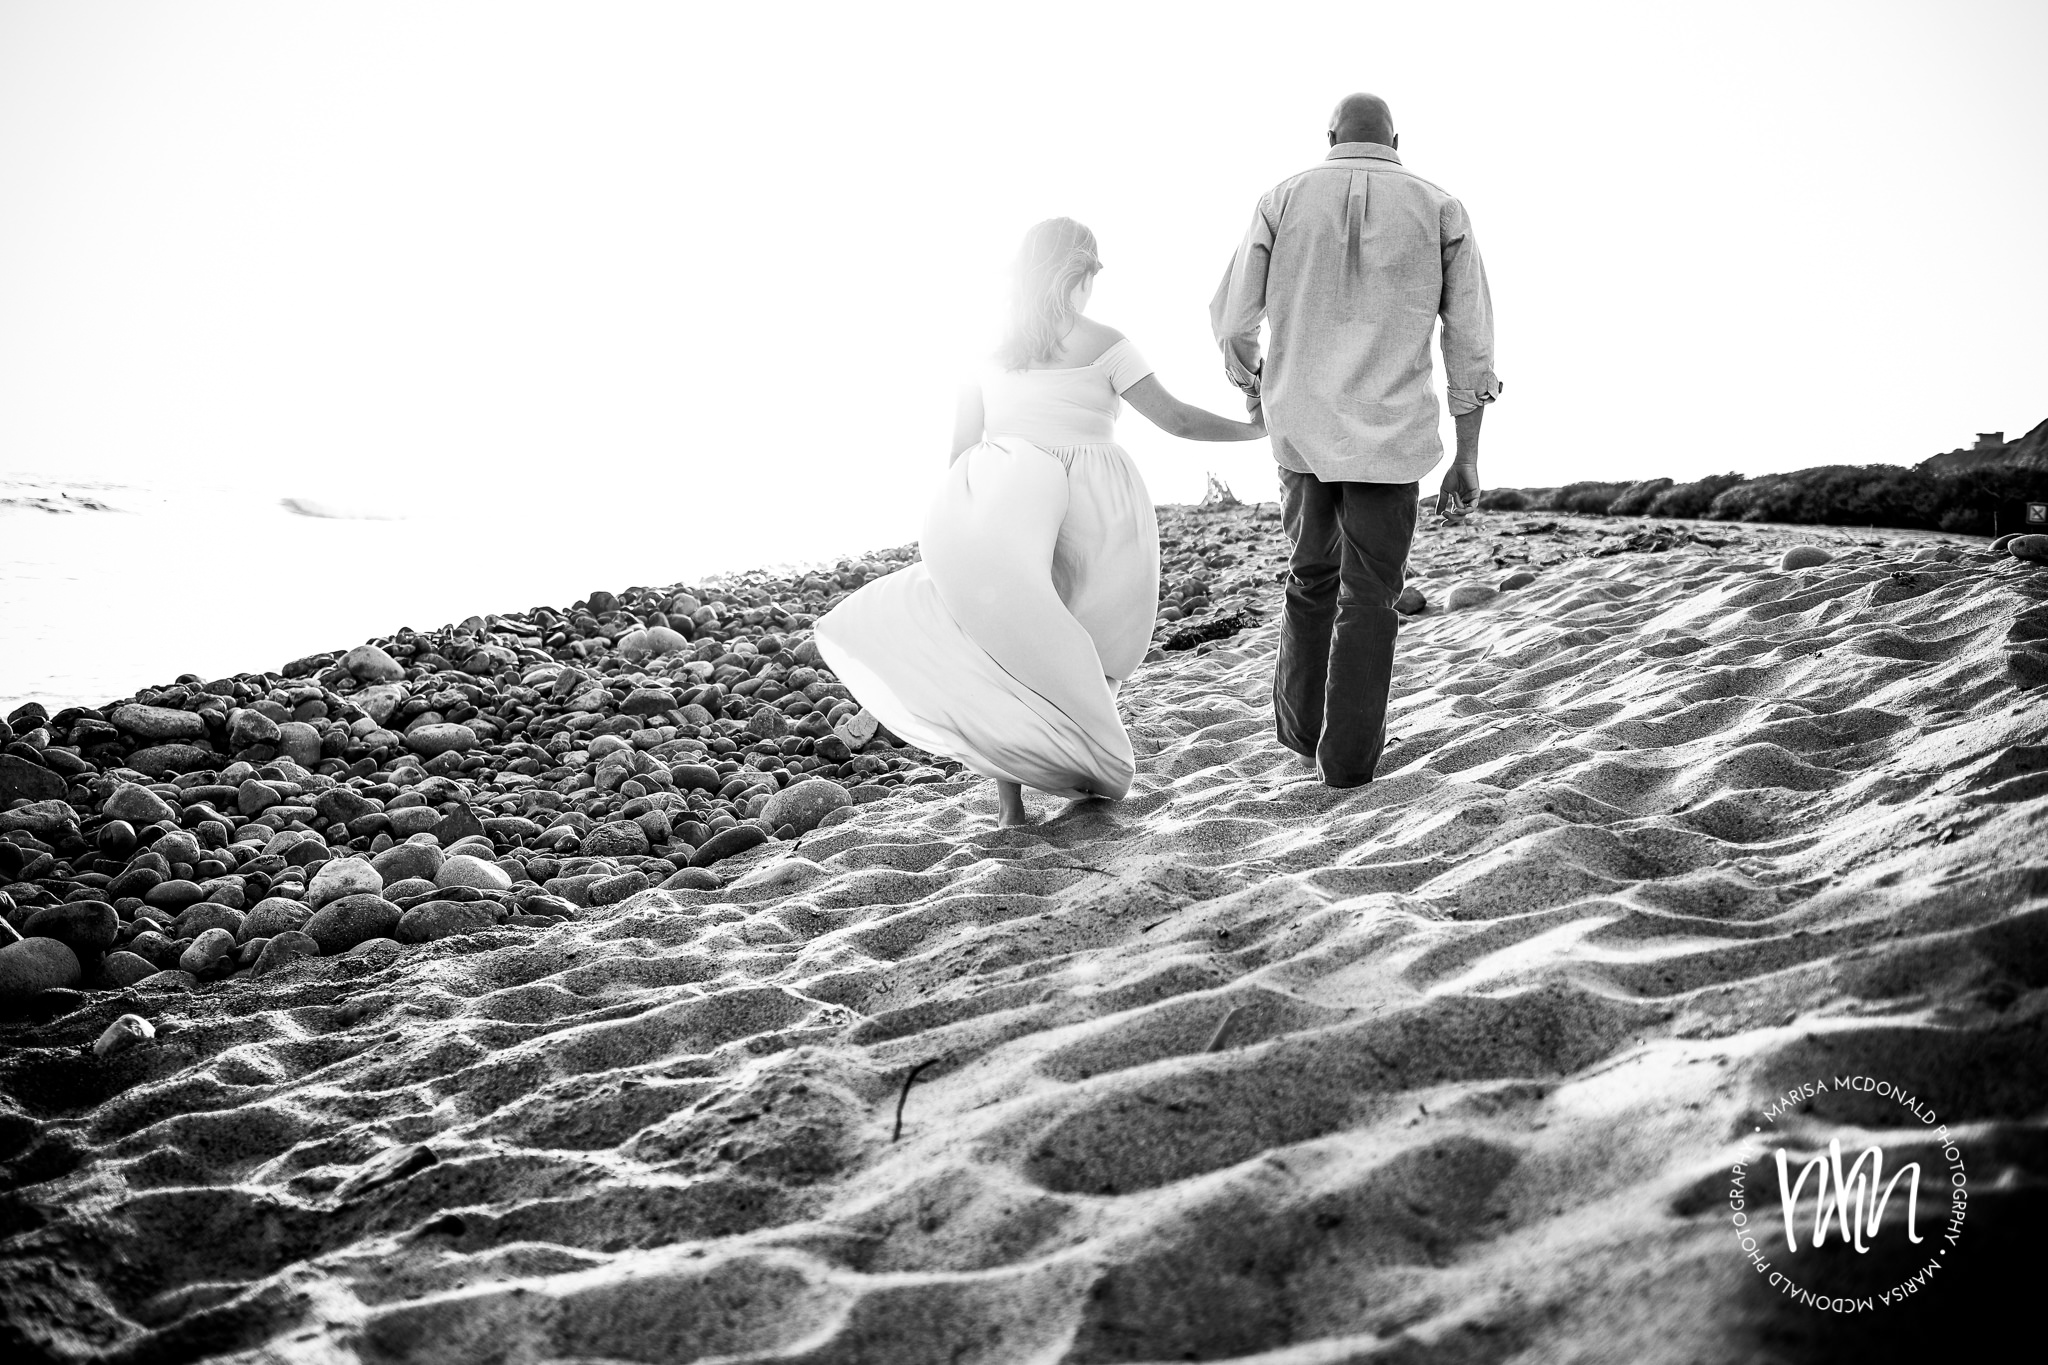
[1327,93,1396,149]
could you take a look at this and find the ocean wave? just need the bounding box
[280,496,403,521]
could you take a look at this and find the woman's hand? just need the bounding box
[1245,394,1267,437]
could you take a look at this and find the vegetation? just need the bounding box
[1468,463,2047,535]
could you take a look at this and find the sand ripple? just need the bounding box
[3,517,2044,1361]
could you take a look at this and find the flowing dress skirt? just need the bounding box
[813,436,1159,800]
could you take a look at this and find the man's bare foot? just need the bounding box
[996,780,1031,827]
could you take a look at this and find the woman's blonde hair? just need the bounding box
[997,217,1101,369]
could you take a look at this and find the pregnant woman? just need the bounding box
[815,218,1267,825]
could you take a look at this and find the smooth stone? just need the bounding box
[434,855,512,892]
[371,842,444,884]
[313,788,379,826]
[396,900,499,943]
[669,763,722,793]
[1498,570,1538,591]
[588,870,650,905]
[689,824,768,868]
[1393,584,1429,615]
[1779,545,1833,570]
[275,722,323,767]
[405,724,478,758]
[341,937,403,962]
[172,903,244,939]
[104,783,176,825]
[301,893,402,955]
[658,866,720,892]
[431,805,486,846]
[385,807,443,839]
[236,779,282,816]
[0,937,82,1002]
[143,880,207,913]
[126,930,182,969]
[100,951,158,988]
[620,687,677,717]
[92,1013,156,1058]
[0,800,79,840]
[24,899,118,956]
[1445,582,1499,610]
[227,709,282,748]
[761,778,851,837]
[178,927,237,975]
[307,857,383,909]
[110,703,209,741]
[581,821,651,858]
[252,930,321,976]
[238,897,310,943]
[2008,534,2048,564]
[379,877,440,903]
[0,753,68,804]
[343,644,406,683]
[127,744,217,778]
[134,969,199,991]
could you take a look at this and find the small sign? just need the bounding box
[2029,502,2048,525]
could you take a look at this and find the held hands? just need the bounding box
[1245,392,1266,437]
[1435,459,1480,522]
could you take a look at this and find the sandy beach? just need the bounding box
[3,504,2044,1363]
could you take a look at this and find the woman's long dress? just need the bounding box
[813,338,1160,800]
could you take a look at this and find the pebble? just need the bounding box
[93,1013,156,1058]
[0,753,67,803]
[125,744,217,777]
[301,894,403,954]
[110,703,209,741]
[2009,534,2048,564]
[178,927,237,976]
[0,937,82,1004]
[435,855,512,893]
[1779,545,1833,570]
[103,783,176,825]
[307,857,383,908]
[588,870,650,905]
[343,644,406,683]
[100,952,158,988]
[1498,570,1538,591]
[396,899,499,943]
[658,866,721,892]
[691,824,768,867]
[252,930,321,976]
[0,800,80,840]
[1445,582,1499,610]
[581,821,651,858]
[239,897,311,943]
[761,778,852,836]
[371,842,444,884]
[405,724,478,758]
[1394,584,1429,615]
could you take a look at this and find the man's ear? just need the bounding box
[1391,133,1400,150]
[1327,129,1338,146]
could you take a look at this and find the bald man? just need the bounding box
[1212,93,1500,788]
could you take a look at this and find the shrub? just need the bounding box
[1544,481,1632,515]
[1607,478,1675,517]
[1647,472,1747,519]
[1477,487,1529,511]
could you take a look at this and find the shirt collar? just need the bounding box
[1324,141,1401,164]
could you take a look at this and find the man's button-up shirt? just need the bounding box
[1210,142,1501,485]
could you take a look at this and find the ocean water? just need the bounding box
[0,471,910,715]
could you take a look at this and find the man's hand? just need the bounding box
[1245,393,1266,436]
[1436,459,1480,520]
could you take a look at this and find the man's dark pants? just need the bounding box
[1274,468,1417,786]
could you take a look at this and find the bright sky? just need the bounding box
[2,0,2043,554]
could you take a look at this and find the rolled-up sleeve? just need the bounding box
[1439,197,1501,415]
[1209,197,1274,396]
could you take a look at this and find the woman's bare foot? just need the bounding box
[996,780,1031,826]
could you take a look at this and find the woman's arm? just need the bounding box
[949,384,985,465]
[1122,375,1266,442]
